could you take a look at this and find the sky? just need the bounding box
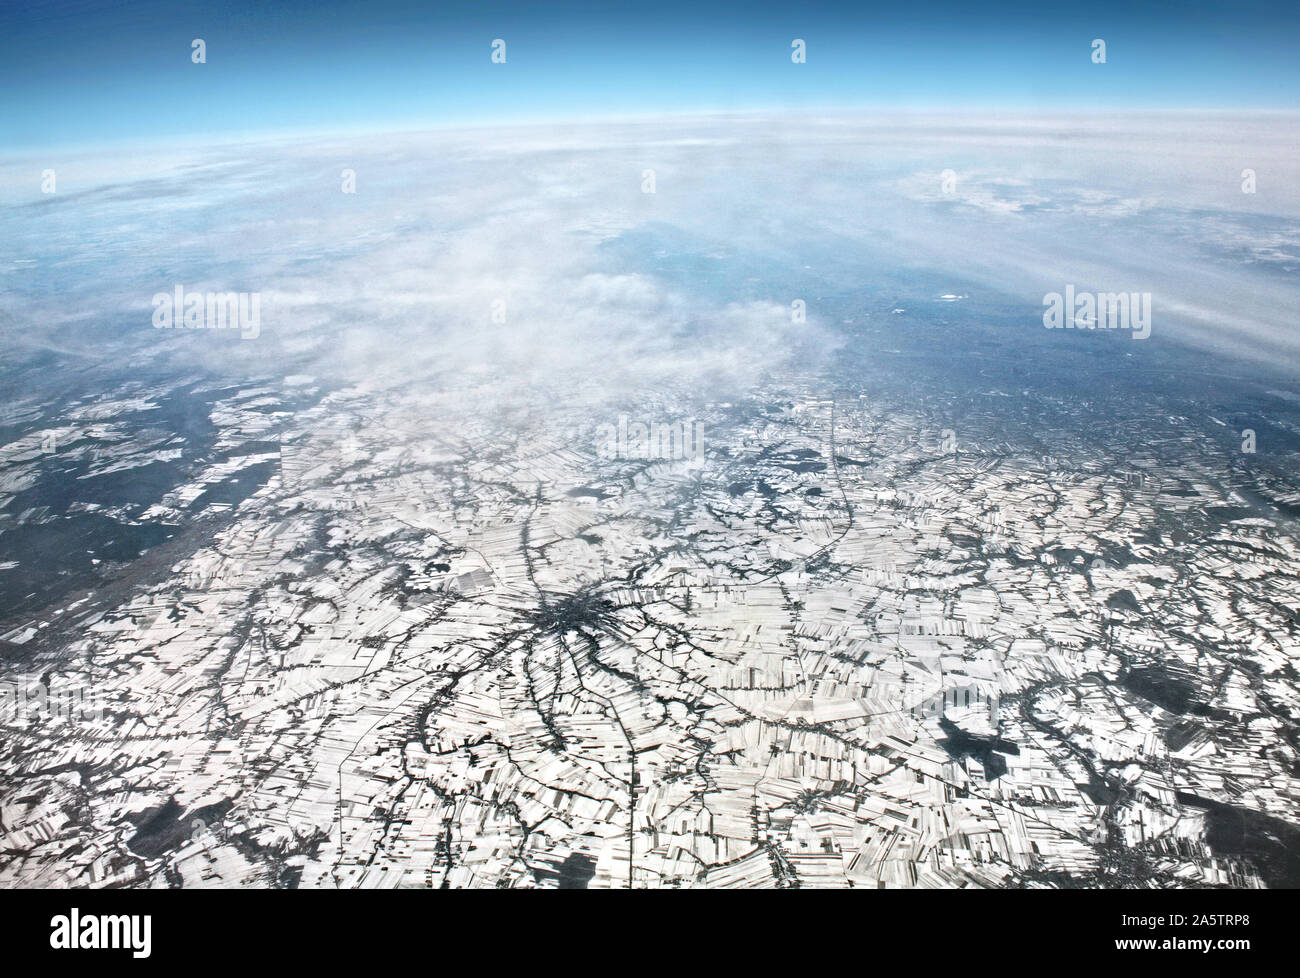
[3,0,1300,149]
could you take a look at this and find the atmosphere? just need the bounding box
[3,1,1300,147]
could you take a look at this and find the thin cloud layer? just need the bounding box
[2,111,1299,391]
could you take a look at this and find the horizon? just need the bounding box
[3,0,1300,150]
[8,104,1300,157]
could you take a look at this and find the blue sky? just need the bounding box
[2,0,1299,149]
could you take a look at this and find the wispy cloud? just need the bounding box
[2,112,1299,390]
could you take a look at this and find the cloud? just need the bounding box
[1,110,1299,389]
